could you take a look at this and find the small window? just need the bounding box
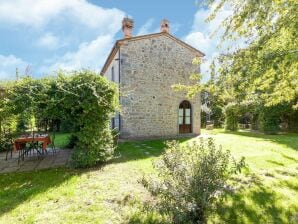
[184,108,191,125]
[185,117,191,124]
[111,66,115,82]
[179,117,183,125]
[185,109,191,116]
[179,108,183,116]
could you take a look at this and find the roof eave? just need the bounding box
[100,42,120,75]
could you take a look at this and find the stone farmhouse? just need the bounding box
[101,18,205,139]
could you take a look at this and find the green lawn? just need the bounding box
[52,132,71,149]
[0,130,297,223]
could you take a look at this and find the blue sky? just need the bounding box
[0,0,231,80]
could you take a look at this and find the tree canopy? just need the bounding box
[0,70,119,167]
[205,0,298,108]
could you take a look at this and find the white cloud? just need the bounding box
[185,5,232,55]
[0,0,125,32]
[36,33,61,50]
[39,35,114,74]
[137,19,181,36]
[0,55,28,80]
[184,32,212,54]
[183,4,232,81]
[0,0,126,76]
[191,6,232,35]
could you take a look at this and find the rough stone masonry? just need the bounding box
[102,18,204,139]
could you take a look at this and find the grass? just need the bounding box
[52,132,71,149]
[201,130,298,223]
[0,129,297,223]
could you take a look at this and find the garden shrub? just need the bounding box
[0,132,13,152]
[3,71,118,168]
[201,111,207,128]
[0,133,7,152]
[211,105,224,128]
[288,109,298,132]
[142,138,246,224]
[111,129,120,146]
[58,71,118,168]
[224,103,240,131]
[251,113,259,130]
[200,91,224,129]
[258,109,279,134]
[66,134,78,149]
[258,104,291,134]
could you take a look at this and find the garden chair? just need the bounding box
[31,132,46,157]
[1,130,14,161]
[4,138,14,161]
[17,142,27,164]
[2,132,28,164]
[51,132,56,154]
[17,132,44,163]
[34,131,53,155]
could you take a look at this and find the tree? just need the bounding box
[3,71,119,167]
[204,0,298,108]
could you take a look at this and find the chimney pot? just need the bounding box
[160,19,170,33]
[122,17,134,38]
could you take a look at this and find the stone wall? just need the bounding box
[119,34,201,138]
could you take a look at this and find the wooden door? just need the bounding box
[179,101,192,134]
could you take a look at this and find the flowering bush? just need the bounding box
[142,138,246,223]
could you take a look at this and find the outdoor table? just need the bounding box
[14,135,51,153]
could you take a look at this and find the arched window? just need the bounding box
[179,100,192,133]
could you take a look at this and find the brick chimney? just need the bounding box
[122,17,134,38]
[160,19,170,33]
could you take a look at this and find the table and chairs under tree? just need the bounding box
[0,81,59,163]
[2,127,56,163]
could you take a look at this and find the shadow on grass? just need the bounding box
[215,176,296,224]
[110,138,190,164]
[0,168,80,217]
[266,160,285,166]
[218,130,298,151]
[281,153,298,163]
[127,173,298,224]
[282,179,298,192]
[0,137,190,218]
[275,169,298,178]
[128,209,168,224]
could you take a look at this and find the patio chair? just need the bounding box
[17,142,27,164]
[17,132,44,163]
[30,132,45,157]
[34,132,50,155]
[2,130,14,161]
[4,139,14,161]
[51,132,56,154]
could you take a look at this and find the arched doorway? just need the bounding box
[179,100,192,134]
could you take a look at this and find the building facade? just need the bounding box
[102,18,204,139]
